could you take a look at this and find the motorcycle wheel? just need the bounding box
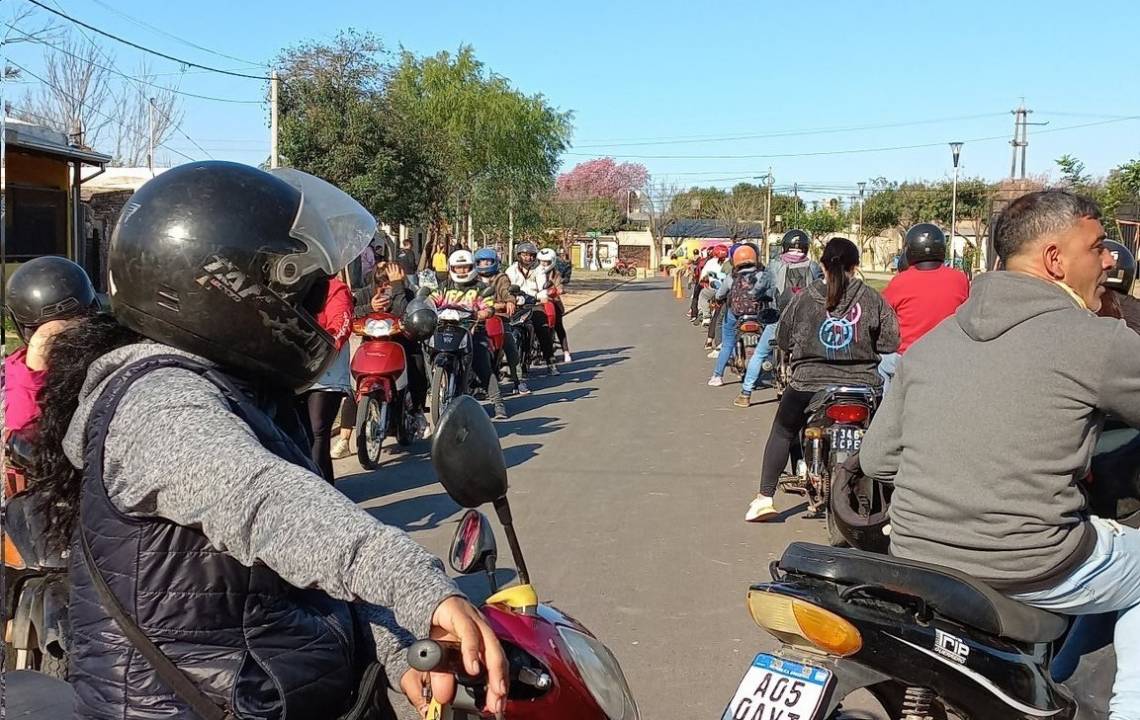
[430,366,453,428]
[395,391,417,447]
[355,395,389,470]
[39,651,67,680]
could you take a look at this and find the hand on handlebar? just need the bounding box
[400,596,508,717]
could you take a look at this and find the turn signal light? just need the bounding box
[825,404,869,424]
[2,534,26,570]
[747,590,862,657]
[804,427,824,440]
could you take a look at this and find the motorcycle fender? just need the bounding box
[357,377,394,402]
[41,574,69,653]
[395,364,409,392]
[10,575,45,648]
[433,352,458,370]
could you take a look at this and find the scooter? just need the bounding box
[3,433,69,679]
[411,396,640,720]
[349,311,422,469]
[728,307,779,377]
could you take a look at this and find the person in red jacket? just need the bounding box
[878,223,970,393]
[297,274,354,482]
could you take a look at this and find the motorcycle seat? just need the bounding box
[779,542,1069,643]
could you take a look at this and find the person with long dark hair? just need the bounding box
[29,162,506,720]
[745,236,899,521]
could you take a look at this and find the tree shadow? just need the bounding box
[334,447,437,502]
[494,415,565,438]
[562,346,633,360]
[505,387,596,414]
[365,491,461,532]
[503,442,542,468]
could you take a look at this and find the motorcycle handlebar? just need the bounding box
[408,639,468,676]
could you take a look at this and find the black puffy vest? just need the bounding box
[69,355,358,719]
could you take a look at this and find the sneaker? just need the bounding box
[703,339,714,350]
[745,494,778,522]
[707,375,723,387]
[547,361,560,376]
[493,403,509,420]
[563,351,572,363]
[517,380,531,395]
[707,348,720,358]
[734,393,751,408]
[415,413,432,440]
[701,318,711,327]
[330,436,352,459]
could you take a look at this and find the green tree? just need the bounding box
[800,208,845,239]
[1056,154,1092,187]
[275,31,442,226]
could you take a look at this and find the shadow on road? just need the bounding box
[495,415,565,439]
[507,386,596,415]
[335,445,435,502]
[365,491,460,531]
[455,568,520,603]
[504,442,542,468]
[774,501,809,522]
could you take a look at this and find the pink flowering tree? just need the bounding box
[555,157,649,209]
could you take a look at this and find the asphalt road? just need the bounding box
[336,277,828,719]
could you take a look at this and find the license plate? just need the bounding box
[722,654,831,720]
[831,427,862,453]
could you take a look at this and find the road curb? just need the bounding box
[564,276,637,316]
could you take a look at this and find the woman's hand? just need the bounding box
[371,292,392,313]
[399,596,508,717]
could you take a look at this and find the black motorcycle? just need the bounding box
[426,305,479,427]
[780,385,878,546]
[728,307,779,378]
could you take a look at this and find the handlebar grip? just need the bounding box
[407,639,467,674]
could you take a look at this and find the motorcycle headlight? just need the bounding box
[364,318,393,338]
[557,627,639,720]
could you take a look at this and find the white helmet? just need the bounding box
[448,249,476,285]
[537,248,557,267]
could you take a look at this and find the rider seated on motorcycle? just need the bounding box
[877,223,970,393]
[3,256,100,435]
[697,244,729,332]
[506,241,559,376]
[371,260,430,431]
[746,237,899,522]
[474,247,530,396]
[537,248,573,363]
[734,230,823,408]
[28,163,507,720]
[859,190,1140,718]
[431,250,509,420]
[707,244,774,387]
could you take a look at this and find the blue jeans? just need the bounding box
[713,308,737,376]
[742,322,777,394]
[878,352,901,395]
[1010,518,1140,719]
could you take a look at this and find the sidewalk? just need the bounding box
[562,270,636,314]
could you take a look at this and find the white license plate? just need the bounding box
[831,427,862,453]
[721,653,831,720]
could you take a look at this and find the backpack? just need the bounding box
[777,264,813,312]
[729,270,762,317]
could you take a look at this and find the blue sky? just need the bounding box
[12,0,1140,201]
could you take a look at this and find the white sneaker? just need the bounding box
[517,381,531,395]
[330,436,352,459]
[707,349,719,358]
[563,351,572,363]
[701,318,711,327]
[707,375,724,387]
[745,494,778,522]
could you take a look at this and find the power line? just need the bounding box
[7,57,198,162]
[24,0,270,80]
[4,25,265,104]
[564,117,1140,160]
[571,113,1009,149]
[87,0,266,69]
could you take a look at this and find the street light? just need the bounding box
[949,142,964,268]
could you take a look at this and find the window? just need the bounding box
[4,187,67,259]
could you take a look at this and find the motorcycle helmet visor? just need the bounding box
[267,168,377,292]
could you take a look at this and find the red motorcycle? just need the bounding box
[413,396,640,720]
[607,258,637,277]
[350,312,419,469]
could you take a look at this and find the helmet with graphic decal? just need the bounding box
[108,161,376,390]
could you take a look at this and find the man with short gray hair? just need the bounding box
[861,190,1140,718]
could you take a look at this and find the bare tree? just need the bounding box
[17,32,182,166]
[713,192,763,242]
[642,179,683,268]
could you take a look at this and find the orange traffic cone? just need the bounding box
[674,271,684,299]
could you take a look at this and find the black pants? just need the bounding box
[552,300,569,351]
[472,329,502,404]
[531,311,555,363]
[759,388,815,496]
[690,280,702,318]
[709,303,723,343]
[298,390,344,483]
[500,325,521,384]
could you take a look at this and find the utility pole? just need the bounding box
[1008,102,1048,179]
[147,97,156,175]
[793,183,800,227]
[857,181,866,253]
[764,169,773,238]
[270,71,280,169]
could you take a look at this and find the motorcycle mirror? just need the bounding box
[759,307,780,325]
[431,395,508,508]
[449,509,498,576]
[508,284,522,295]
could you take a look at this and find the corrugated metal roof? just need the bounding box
[662,218,765,239]
[5,117,111,164]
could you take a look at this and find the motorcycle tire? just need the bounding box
[38,651,67,680]
[395,391,417,447]
[355,395,389,471]
[826,508,849,548]
[430,366,454,428]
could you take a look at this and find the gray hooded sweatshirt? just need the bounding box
[62,342,460,688]
[861,271,1140,591]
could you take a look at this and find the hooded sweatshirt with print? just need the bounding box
[776,278,899,393]
[860,271,1140,591]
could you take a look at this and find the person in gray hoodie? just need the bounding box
[745,237,899,522]
[860,190,1140,719]
[28,163,507,719]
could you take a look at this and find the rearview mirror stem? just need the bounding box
[493,497,531,585]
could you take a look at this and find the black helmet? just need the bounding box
[830,454,893,554]
[1104,240,1136,296]
[109,161,375,390]
[904,223,947,265]
[515,241,538,269]
[402,298,438,342]
[781,229,810,253]
[5,255,97,342]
